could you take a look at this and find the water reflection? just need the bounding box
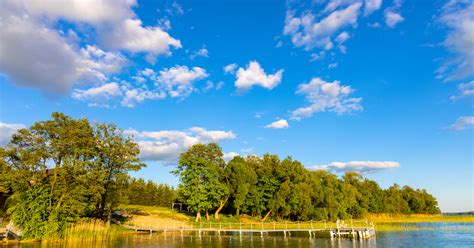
[3,222,474,248]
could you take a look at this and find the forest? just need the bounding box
[174,143,440,222]
[0,113,440,239]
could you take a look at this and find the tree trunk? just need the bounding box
[195,212,201,222]
[206,210,209,220]
[262,208,273,222]
[214,198,228,219]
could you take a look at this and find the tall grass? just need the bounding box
[61,220,127,242]
[367,213,474,223]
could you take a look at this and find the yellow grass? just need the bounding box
[61,220,128,242]
[367,213,474,223]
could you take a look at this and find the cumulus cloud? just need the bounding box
[451,81,474,100]
[265,119,289,129]
[449,116,474,130]
[125,127,236,165]
[0,122,26,146]
[437,1,474,81]
[365,0,383,16]
[223,152,240,161]
[234,61,284,91]
[308,161,400,174]
[0,0,181,94]
[190,48,209,60]
[100,18,181,54]
[291,77,362,120]
[384,10,404,27]
[72,82,122,102]
[156,66,209,98]
[283,2,362,51]
[223,63,238,74]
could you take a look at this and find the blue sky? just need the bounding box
[0,0,472,212]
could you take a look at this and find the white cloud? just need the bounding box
[224,63,238,74]
[156,66,209,98]
[451,81,474,100]
[0,0,181,94]
[121,87,166,108]
[223,152,240,161]
[328,63,338,69]
[234,61,284,91]
[190,48,209,59]
[265,119,289,129]
[125,127,236,165]
[72,82,122,101]
[449,116,474,130]
[0,10,125,94]
[291,77,362,120]
[283,2,362,51]
[0,122,26,146]
[437,1,474,81]
[364,0,383,16]
[308,161,400,174]
[384,10,404,27]
[100,18,182,54]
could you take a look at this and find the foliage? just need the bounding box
[175,144,441,222]
[0,112,144,239]
[123,178,176,207]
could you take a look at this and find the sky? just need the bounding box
[0,0,472,212]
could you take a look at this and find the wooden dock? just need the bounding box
[124,220,376,240]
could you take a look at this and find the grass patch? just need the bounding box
[60,220,129,242]
[367,213,474,223]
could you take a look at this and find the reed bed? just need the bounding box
[367,213,474,223]
[61,220,128,242]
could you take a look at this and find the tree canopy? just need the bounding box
[175,144,441,222]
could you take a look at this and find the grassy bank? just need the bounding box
[367,213,474,223]
[119,205,474,233]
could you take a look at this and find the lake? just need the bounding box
[4,222,473,247]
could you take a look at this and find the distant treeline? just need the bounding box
[124,178,176,207]
[174,143,441,221]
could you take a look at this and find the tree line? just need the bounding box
[124,178,176,207]
[174,143,441,222]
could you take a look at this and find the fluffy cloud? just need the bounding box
[0,122,26,146]
[451,81,474,100]
[190,48,209,59]
[283,2,362,51]
[291,77,362,119]
[100,18,181,54]
[308,161,400,174]
[449,116,474,130]
[384,10,404,27]
[156,66,209,98]
[125,127,236,165]
[265,119,289,129]
[223,152,240,161]
[223,63,238,74]
[234,61,284,91]
[0,0,181,94]
[437,1,474,81]
[72,82,122,101]
[72,65,209,107]
[364,0,383,16]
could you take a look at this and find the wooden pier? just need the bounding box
[124,220,376,240]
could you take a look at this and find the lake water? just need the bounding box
[4,222,473,247]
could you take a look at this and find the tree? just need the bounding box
[226,156,257,216]
[173,143,228,221]
[1,113,144,238]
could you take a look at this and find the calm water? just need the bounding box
[4,223,473,248]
